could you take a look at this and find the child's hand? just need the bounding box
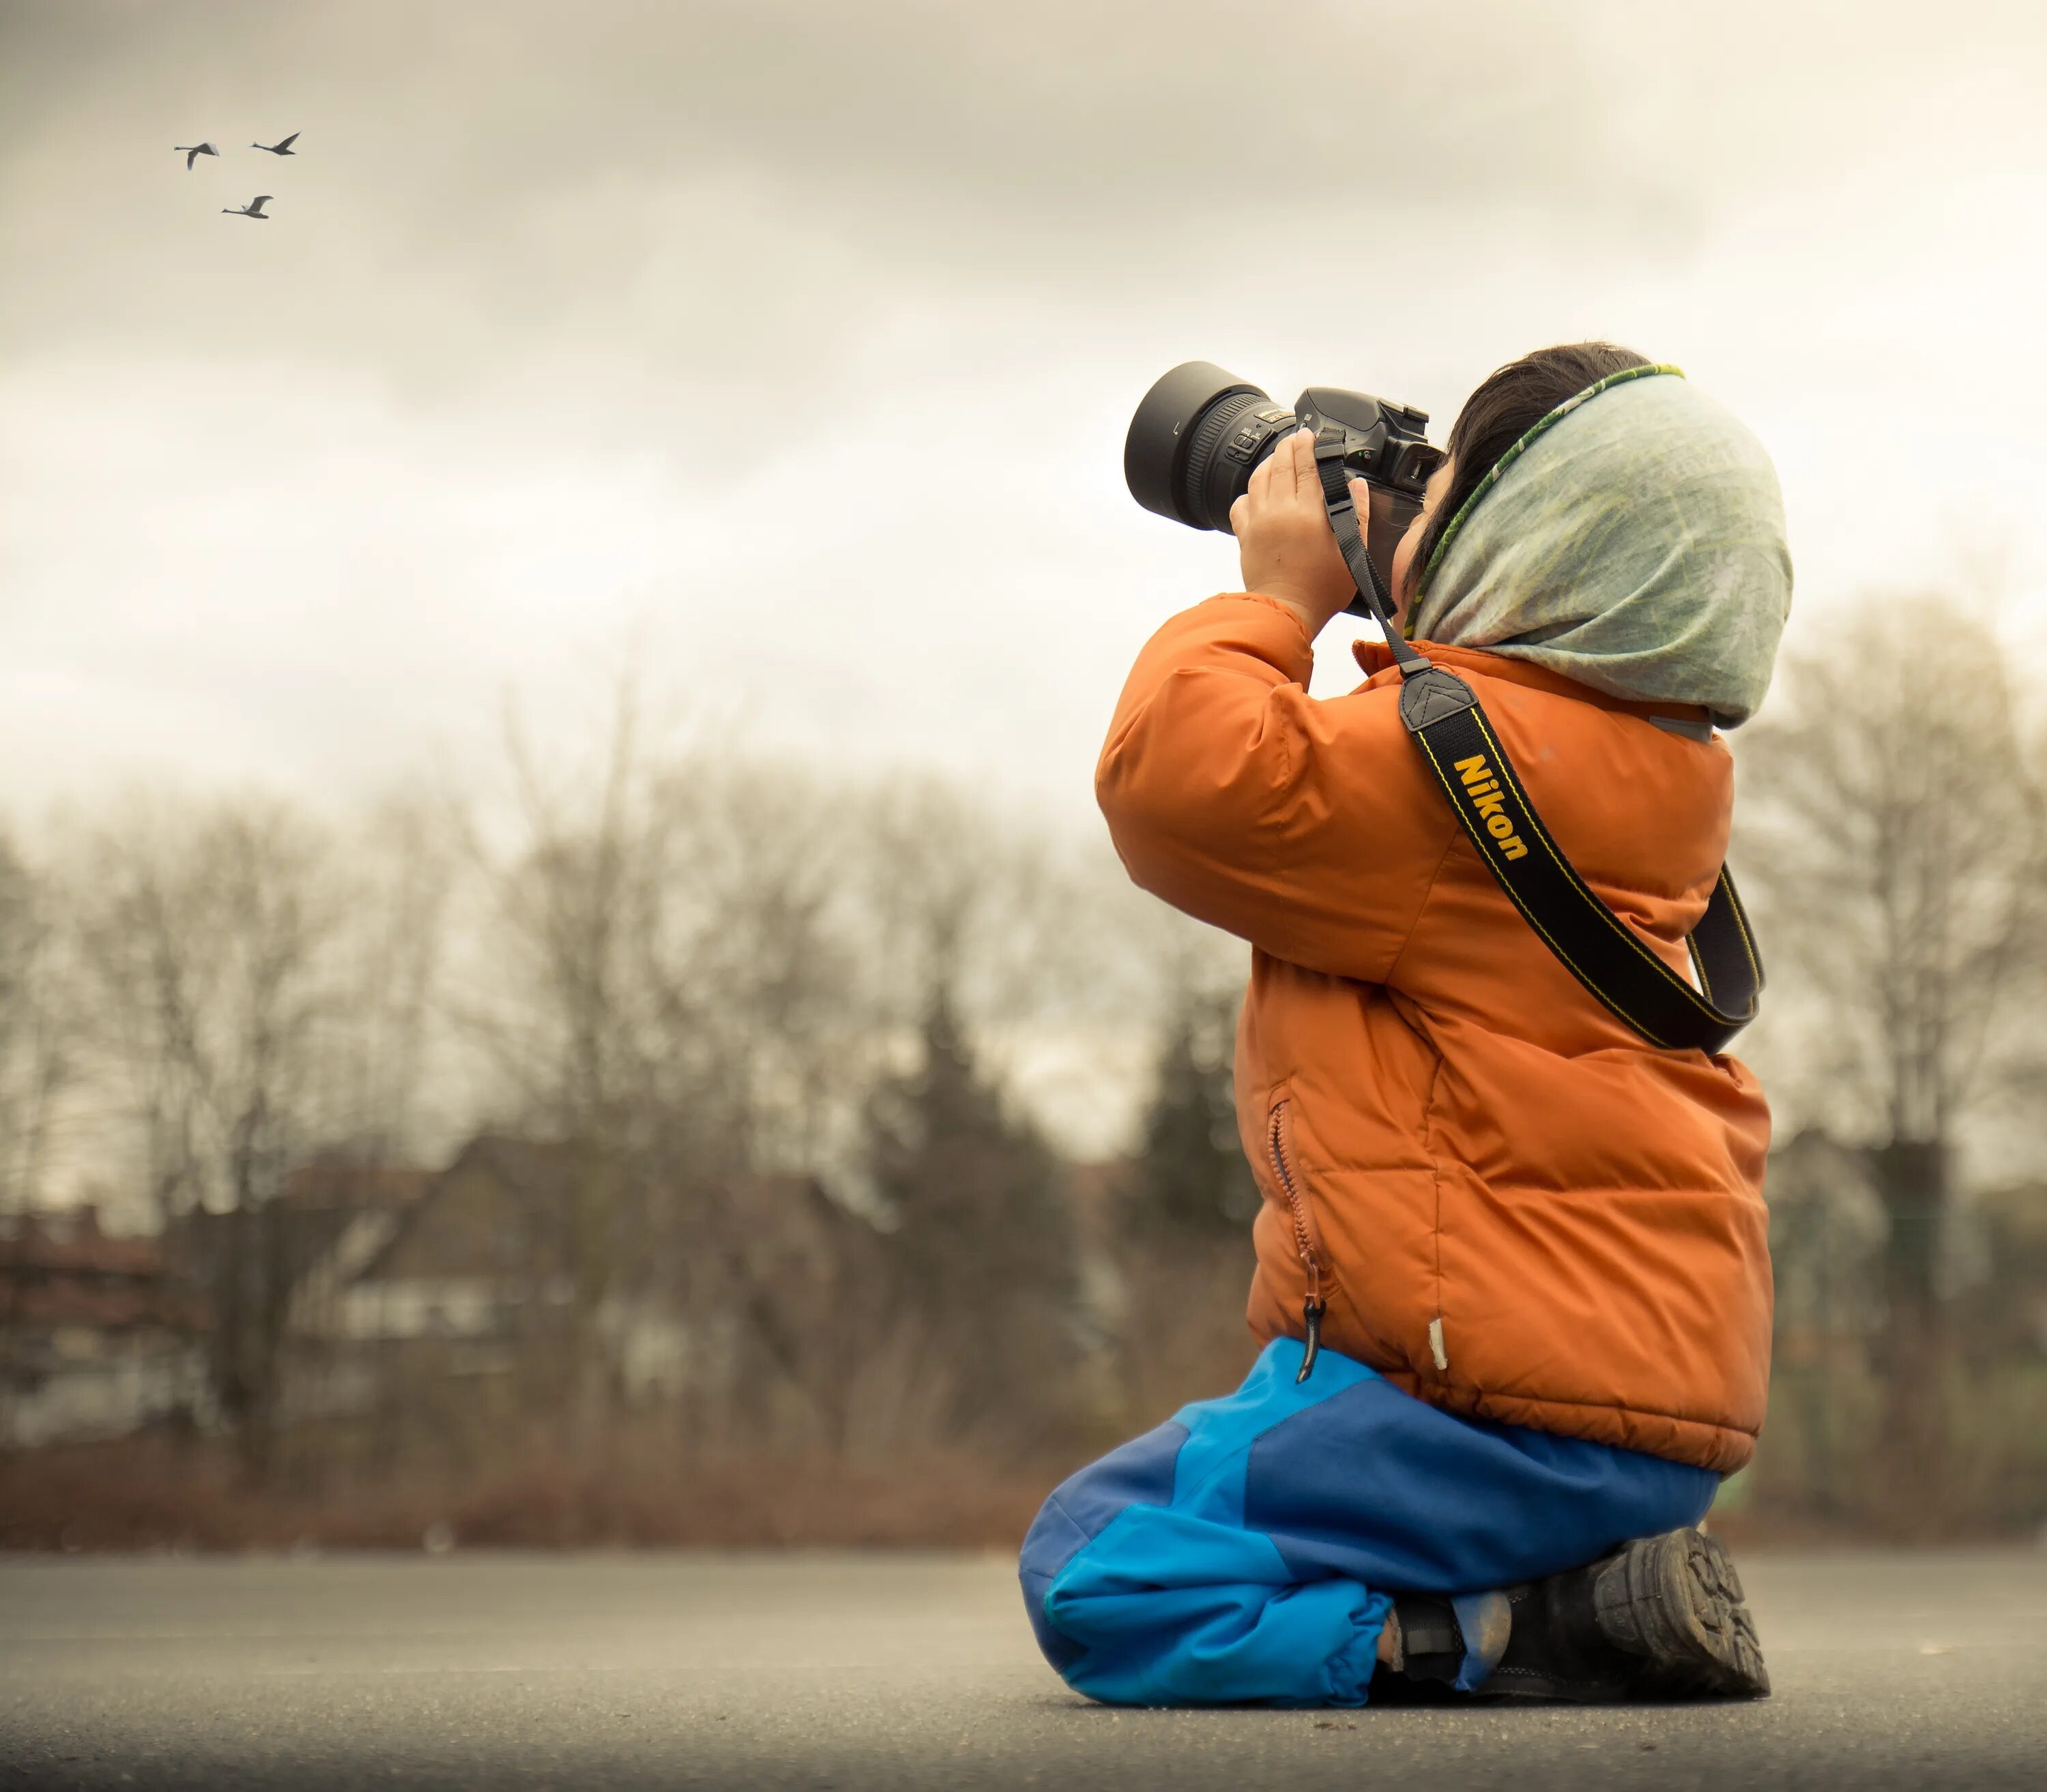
[1229,426,1368,641]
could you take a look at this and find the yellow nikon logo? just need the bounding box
[1453,754,1529,862]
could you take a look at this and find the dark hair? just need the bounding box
[1408,340,1651,598]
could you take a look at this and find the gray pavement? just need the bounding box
[1,1548,2042,1790]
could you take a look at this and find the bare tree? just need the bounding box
[639,755,870,1179]
[70,796,348,1480]
[470,695,884,1443]
[0,829,79,1449]
[468,690,1157,1457]
[462,698,652,1437]
[1737,596,2047,1530]
[323,792,462,1166]
[0,832,72,1216]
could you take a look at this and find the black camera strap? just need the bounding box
[1316,450,1763,1054]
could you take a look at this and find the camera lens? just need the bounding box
[1124,362,1293,533]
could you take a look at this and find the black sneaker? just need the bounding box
[1591,1527,1770,1699]
[1478,1528,1769,1703]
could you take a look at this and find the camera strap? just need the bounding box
[1316,451,1763,1054]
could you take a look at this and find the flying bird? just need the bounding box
[252,133,299,156]
[222,195,273,219]
[175,143,219,171]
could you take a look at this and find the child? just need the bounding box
[1021,345,1792,1705]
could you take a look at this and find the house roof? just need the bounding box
[347,1133,584,1283]
[0,1209,204,1332]
[0,1207,161,1278]
[282,1162,435,1211]
[344,1133,888,1295]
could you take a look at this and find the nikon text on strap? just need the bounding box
[1313,441,1763,1054]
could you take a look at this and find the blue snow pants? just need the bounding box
[1019,1338,1717,1707]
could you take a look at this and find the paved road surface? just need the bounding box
[3,1549,2042,1789]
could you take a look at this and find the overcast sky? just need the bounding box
[5,0,2047,830]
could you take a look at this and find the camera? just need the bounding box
[1123,362,1444,611]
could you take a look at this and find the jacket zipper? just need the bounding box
[1268,1100,1326,1383]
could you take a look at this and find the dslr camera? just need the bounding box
[1124,362,1444,615]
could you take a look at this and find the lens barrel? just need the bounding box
[1124,362,1294,533]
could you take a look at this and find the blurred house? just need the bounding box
[295,1141,560,1370]
[0,1206,209,1447]
[143,1132,917,1457]
[254,1161,435,1423]
[285,1136,899,1432]
[286,1136,688,1418]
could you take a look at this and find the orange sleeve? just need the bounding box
[1095,593,1457,985]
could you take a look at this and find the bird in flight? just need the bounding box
[175,142,219,171]
[252,133,300,156]
[222,195,273,219]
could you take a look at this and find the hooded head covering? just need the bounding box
[1407,365,1792,727]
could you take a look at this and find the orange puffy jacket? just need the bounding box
[1099,594,1772,1473]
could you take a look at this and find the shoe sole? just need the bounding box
[1591,1528,1770,1699]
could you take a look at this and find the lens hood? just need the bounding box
[1124,362,1266,526]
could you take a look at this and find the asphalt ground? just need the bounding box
[2,1548,2043,1791]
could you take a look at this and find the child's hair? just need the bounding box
[1408,342,1650,595]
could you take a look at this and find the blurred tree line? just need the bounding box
[1,598,2044,1542]
[1733,596,2047,1536]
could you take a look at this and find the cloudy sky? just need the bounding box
[5,0,2047,829]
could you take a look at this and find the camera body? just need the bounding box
[1124,362,1444,612]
